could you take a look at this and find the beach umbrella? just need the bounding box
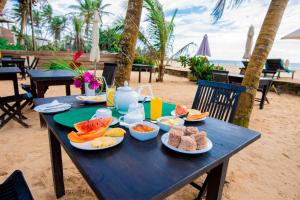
[282,28,300,40]
[196,34,211,57]
[243,25,254,60]
[89,11,100,66]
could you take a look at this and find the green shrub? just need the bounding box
[134,53,155,66]
[0,37,25,50]
[179,56,226,81]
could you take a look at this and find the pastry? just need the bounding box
[178,136,197,151]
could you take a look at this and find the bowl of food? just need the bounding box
[157,116,185,132]
[129,121,160,141]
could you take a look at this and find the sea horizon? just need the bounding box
[210,59,300,69]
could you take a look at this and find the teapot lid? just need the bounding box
[117,81,133,92]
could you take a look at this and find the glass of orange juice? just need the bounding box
[106,86,115,107]
[150,97,163,120]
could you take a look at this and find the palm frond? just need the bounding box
[211,0,245,23]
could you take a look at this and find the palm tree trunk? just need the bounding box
[115,0,143,87]
[0,0,7,13]
[233,0,289,127]
[18,8,28,45]
[85,21,90,39]
[29,0,36,50]
[157,51,165,82]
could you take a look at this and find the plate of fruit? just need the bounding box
[67,118,126,150]
[171,104,209,122]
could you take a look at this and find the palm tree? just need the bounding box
[12,0,29,45]
[114,0,144,87]
[210,0,289,127]
[143,0,177,82]
[69,0,111,38]
[72,16,84,51]
[50,16,67,45]
[29,0,36,50]
[41,4,52,23]
[0,0,6,13]
[32,9,42,36]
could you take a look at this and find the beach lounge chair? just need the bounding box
[190,80,246,199]
[0,93,32,128]
[239,61,249,74]
[0,170,34,200]
[102,63,117,89]
[212,70,229,83]
[266,59,295,79]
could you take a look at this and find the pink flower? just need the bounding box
[84,72,94,83]
[89,80,100,90]
[73,78,82,88]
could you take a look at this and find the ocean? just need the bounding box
[211,60,300,69]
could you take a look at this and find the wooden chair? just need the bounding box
[191,80,246,199]
[0,170,34,200]
[192,80,246,123]
[266,59,295,79]
[102,63,117,89]
[0,93,32,128]
[212,70,229,83]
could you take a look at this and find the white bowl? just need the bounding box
[129,121,160,141]
[157,116,185,132]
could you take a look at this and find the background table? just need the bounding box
[0,67,21,96]
[228,74,273,109]
[132,64,154,83]
[1,58,26,79]
[27,69,78,98]
[34,96,260,200]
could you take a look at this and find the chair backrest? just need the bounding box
[192,80,246,123]
[242,61,249,67]
[266,59,284,71]
[212,70,229,83]
[29,57,39,69]
[0,170,34,200]
[102,63,117,86]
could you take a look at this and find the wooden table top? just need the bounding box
[229,74,273,81]
[0,67,21,74]
[27,69,78,81]
[34,96,260,200]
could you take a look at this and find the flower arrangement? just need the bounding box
[44,51,105,95]
[73,71,104,94]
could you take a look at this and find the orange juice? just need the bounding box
[106,88,115,107]
[150,97,163,120]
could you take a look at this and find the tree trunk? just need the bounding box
[233,0,289,127]
[115,0,143,87]
[18,7,28,45]
[29,0,36,50]
[85,21,90,39]
[0,0,7,13]
[157,51,165,82]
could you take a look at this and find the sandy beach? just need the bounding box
[0,71,300,200]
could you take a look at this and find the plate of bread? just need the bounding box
[161,126,212,154]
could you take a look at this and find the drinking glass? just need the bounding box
[150,97,163,120]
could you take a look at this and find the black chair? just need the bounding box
[102,63,117,89]
[239,61,249,75]
[0,93,32,128]
[26,57,39,70]
[0,170,34,200]
[191,80,246,199]
[192,80,246,123]
[266,59,295,79]
[212,70,229,83]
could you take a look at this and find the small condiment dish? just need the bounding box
[129,121,160,141]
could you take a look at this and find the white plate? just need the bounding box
[184,117,207,122]
[91,116,119,126]
[70,137,124,151]
[76,94,106,104]
[34,103,71,114]
[170,110,186,117]
[161,132,213,154]
[171,110,207,122]
[139,95,152,102]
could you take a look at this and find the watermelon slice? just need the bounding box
[175,104,188,116]
[74,118,112,133]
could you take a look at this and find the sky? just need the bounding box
[5,0,300,62]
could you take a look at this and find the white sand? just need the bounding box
[0,71,300,200]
